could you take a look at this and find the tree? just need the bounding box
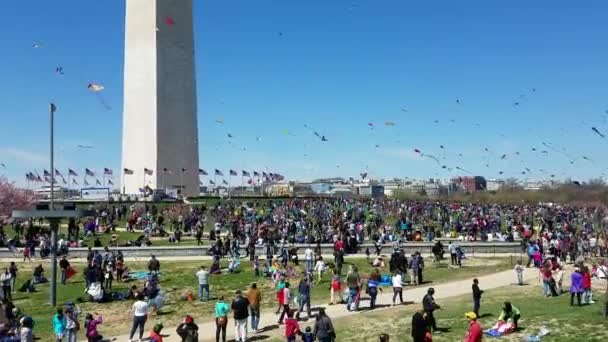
[0,177,34,217]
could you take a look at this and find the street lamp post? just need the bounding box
[49,103,58,307]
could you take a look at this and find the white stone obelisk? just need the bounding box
[121,0,199,197]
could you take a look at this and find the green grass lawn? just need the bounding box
[311,280,608,342]
[9,257,513,340]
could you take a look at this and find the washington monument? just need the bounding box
[121,0,199,196]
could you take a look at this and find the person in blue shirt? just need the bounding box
[367,268,383,309]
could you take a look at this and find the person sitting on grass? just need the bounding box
[497,301,520,328]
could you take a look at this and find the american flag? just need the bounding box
[199,169,208,175]
[55,169,62,177]
[96,179,102,186]
[85,168,95,177]
[222,179,229,185]
[104,168,113,176]
[123,168,134,175]
[209,180,215,185]
[68,169,78,177]
[83,180,89,186]
[214,169,223,176]
[144,168,153,176]
[43,170,51,177]
[229,170,237,176]
[108,179,114,185]
[242,170,250,177]
[253,171,260,177]
[181,168,188,173]
[162,168,173,174]
[72,179,79,185]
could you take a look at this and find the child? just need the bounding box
[514,260,524,285]
[302,326,314,342]
[581,266,594,304]
[85,312,103,342]
[253,256,260,277]
[284,310,300,342]
[330,275,341,305]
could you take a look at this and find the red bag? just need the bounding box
[66,266,77,280]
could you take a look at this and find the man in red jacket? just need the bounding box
[464,312,482,342]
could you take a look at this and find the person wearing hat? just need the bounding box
[149,322,164,342]
[464,312,482,342]
[176,315,199,342]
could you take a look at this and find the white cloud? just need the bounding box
[0,147,47,165]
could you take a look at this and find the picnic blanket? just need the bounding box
[128,271,161,280]
[485,321,515,337]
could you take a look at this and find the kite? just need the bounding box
[439,145,445,149]
[458,153,463,157]
[0,163,5,168]
[401,108,408,112]
[55,67,63,75]
[385,121,396,126]
[32,42,42,48]
[500,154,507,159]
[215,119,224,124]
[456,99,461,105]
[541,150,549,154]
[374,144,380,149]
[278,32,284,37]
[582,156,594,162]
[498,171,503,175]
[455,166,472,174]
[592,127,605,138]
[367,122,375,128]
[414,149,421,154]
[256,136,261,142]
[515,152,520,156]
[313,131,321,138]
[531,148,537,151]
[227,134,234,138]
[434,120,439,124]
[87,83,105,92]
[514,102,520,106]
[321,136,328,142]
[166,16,175,26]
[77,145,94,149]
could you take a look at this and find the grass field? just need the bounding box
[9,256,513,340]
[292,280,608,342]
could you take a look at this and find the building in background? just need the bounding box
[122,0,199,196]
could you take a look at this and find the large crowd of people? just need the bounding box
[1,198,608,341]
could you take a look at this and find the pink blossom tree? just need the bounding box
[0,177,34,217]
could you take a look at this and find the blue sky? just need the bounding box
[1,0,608,186]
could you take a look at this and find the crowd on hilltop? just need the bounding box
[2,199,608,260]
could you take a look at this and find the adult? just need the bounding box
[278,282,292,324]
[64,307,79,342]
[391,272,404,306]
[313,308,335,342]
[345,266,361,311]
[231,290,249,342]
[422,288,440,332]
[215,296,229,342]
[0,269,11,300]
[497,301,520,328]
[8,262,17,292]
[570,267,583,306]
[129,293,149,342]
[148,255,160,273]
[196,266,210,301]
[448,241,458,266]
[176,315,199,342]
[247,283,262,333]
[20,316,34,342]
[472,278,483,317]
[59,256,70,285]
[304,247,314,272]
[410,311,427,342]
[296,276,312,320]
[464,312,482,342]
[367,268,381,310]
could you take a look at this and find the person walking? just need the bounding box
[411,311,428,342]
[408,254,418,285]
[345,266,361,311]
[231,290,249,342]
[53,307,67,342]
[422,288,440,332]
[313,308,335,342]
[285,310,301,342]
[304,247,314,272]
[247,283,262,333]
[278,282,292,324]
[416,252,425,285]
[215,296,229,342]
[391,272,404,306]
[59,256,70,285]
[8,262,17,292]
[129,293,149,342]
[472,279,483,317]
[464,312,482,342]
[296,277,312,320]
[367,268,382,310]
[196,266,210,301]
[176,315,199,342]
[449,242,457,266]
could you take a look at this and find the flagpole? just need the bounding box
[180,169,184,196]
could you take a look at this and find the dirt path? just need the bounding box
[98,266,538,342]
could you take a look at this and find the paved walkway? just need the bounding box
[98,267,538,342]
